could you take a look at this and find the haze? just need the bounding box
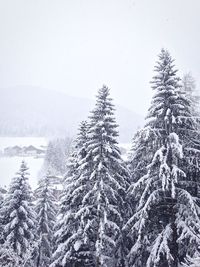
[0,0,200,115]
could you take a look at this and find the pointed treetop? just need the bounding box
[89,85,119,144]
[19,160,29,172]
[93,85,115,113]
[145,49,192,136]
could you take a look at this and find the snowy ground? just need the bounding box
[0,137,47,190]
[0,137,131,190]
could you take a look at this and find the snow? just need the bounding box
[0,156,44,189]
[119,143,131,160]
[74,240,82,251]
[0,156,44,190]
[0,137,47,189]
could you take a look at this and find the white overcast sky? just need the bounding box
[0,0,200,115]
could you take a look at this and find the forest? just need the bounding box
[0,49,200,267]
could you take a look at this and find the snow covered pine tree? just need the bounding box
[73,86,129,267]
[125,49,200,267]
[182,73,200,117]
[0,161,36,266]
[51,87,130,267]
[51,121,90,267]
[35,173,57,267]
[0,187,4,243]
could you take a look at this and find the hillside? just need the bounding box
[0,86,143,142]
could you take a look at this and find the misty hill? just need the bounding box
[0,86,143,142]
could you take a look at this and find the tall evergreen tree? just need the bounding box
[0,161,36,266]
[73,86,129,267]
[51,87,130,267]
[125,49,200,267]
[43,137,72,176]
[0,189,4,243]
[51,121,89,267]
[0,243,22,267]
[0,189,3,207]
[35,173,57,267]
[182,73,200,117]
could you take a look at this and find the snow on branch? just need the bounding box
[146,224,174,267]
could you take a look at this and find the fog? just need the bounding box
[0,0,200,116]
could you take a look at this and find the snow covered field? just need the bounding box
[0,137,47,189]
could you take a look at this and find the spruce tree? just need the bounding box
[51,87,130,267]
[0,189,4,243]
[125,49,200,267]
[182,73,200,117]
[51,121,89,267]
[74,86,129,267]
[180,256,200,267]
[0,161,36,266]
[0,243,21,267]
[0,189,3,207]
[44,137,72,176]
[35,173,57,267]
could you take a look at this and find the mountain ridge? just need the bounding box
[0,86,144,142]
